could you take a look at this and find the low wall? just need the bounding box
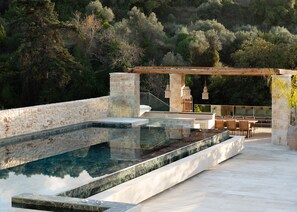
[142,111,215,129]
[89,136,245,204]
[0,128,110,169]
[145,117,199,129]
[0,97,110,139]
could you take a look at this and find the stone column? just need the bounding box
[169,74,185,112]
[109,73,140,117]
[272,75,292,145]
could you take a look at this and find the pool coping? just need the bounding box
[89,135,245,204]
[12,193,140,212]
[0,118,149,147]
[56,130,229,198]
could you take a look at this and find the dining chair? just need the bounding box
[224,115,233,120]
[239,120,252,138]
[215,119,225,130]
[244,116,256,133]
[226,119,238,135]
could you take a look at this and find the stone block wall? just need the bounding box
[109,73,140,117]
[169,74,185,112]
[0,97,109,139]
[272,75,292,145]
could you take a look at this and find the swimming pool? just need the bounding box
[0,122,229,211]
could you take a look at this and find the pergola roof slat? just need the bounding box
[126,66,297,76]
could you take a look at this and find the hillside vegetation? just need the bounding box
[1,0,297,108]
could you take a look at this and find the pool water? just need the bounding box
[0,125,226,211]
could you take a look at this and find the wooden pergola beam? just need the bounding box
[126,66,297,76]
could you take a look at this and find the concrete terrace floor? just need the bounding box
[140,128,297,212]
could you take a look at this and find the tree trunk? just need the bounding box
[287,125,297,150]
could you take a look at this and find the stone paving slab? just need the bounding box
[96,118,148,127]
[140,128,297,212]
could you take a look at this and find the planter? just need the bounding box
[287,125,297,150]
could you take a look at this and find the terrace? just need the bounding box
[0,67,297,211]
[141,128,297,211]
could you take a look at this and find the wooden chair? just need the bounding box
[226,119,238,135]
[245,116,256,133]
[215,119,225,130]
[239,120,252,138]
[224,115,233,119]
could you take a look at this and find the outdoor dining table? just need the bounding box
[220,119,258,124]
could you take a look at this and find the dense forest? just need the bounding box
[1,0,297,108]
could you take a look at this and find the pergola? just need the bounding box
[127,66,296,76]
[125,66,297,146]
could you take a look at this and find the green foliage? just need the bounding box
[197,0,223,20]
[94,27,143,70]
[86,0,114,22]
[194,104,202,112]
[232,36,297,69]
[209,76,271,105]
[262,26,297,44]
[2,0,297,108]
[0,23,5,40]
[161,51,187,66]
[292,76,297,109]
[249,0,296,27]
[52,0,91,21]
[116,6,167,64]
[175,20,233,66]
[10,0,83,106]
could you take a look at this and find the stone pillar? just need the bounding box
[109,73,140,117]
[272,75,292,145]
[169,74,185,112]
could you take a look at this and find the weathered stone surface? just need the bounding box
[0,97,110,139]
[287,125,297,150]
[109,73,140,118]
[12,193,140,212]
[169,74,185,112]
[271,75,292,145]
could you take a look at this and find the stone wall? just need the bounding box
[0,97,109,139]
[109,73,140,117]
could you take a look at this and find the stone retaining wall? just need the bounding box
[0,97,110,139]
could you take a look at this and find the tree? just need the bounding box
[12,0,83,106]
[116,7,167,64]
[232,38,276,68]
[249,0,297,27]
[161,51,187,66]
[197,0,223,20]
[86,0,115,23]
[262,26,297,44]
[51,0,91,21]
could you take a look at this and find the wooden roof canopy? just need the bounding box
[126,66,297,76]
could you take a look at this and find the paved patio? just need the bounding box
[141,128,297,212]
